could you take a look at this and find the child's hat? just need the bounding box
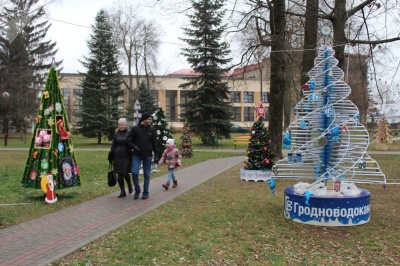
[166,139,175,146]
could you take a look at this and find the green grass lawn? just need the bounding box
[50,154,400,265]
[1,133,400,265]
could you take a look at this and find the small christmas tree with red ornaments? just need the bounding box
[245,117,274,170]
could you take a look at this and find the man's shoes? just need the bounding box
[142,194,149,200]
[133,191,140,200]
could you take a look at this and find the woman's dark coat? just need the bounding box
[110,129,132,173]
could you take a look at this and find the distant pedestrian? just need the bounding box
[109,118,132,198]
[128,113,159,200]
[158,139,182,190]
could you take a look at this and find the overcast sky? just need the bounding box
[45,0,191,74]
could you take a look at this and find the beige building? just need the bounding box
[59,64,271,130]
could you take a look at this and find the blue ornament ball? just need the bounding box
[58,142,64,152]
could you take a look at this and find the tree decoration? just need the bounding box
[179,120,193,158]
[372,113,393,150]
[254,102,267,119]
[21,66,81,196]
[152,106,173,158]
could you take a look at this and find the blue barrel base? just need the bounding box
[284,186,370,226]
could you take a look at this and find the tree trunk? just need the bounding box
[301,0,319,85]
[268,0,286,159]
[332,0,347,69]
[97,132,102,144]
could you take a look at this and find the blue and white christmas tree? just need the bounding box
[273,46,386,188]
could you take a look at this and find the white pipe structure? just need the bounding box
[273,46,386,188]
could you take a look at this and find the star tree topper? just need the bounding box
[254,102,267,118]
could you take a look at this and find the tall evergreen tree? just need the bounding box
[179,0,232,145]
[78,10,124,144]
[0,0,60,131]
[126,81,157,119]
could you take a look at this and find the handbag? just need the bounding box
[108,163,116,187]
[108,151,114,161]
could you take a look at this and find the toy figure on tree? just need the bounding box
[244,117,274,171]
[372,113,394,150]
[152,106,173,158]
[180,120,193,158]
[21,64,81,203]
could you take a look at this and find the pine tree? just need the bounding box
[127,81,157,116]
[78,10,124,144]
[244,117,274,170]
[152,107,173,158]
[373,114,394,146]
[21,67,81,192]
[179,0,232,145]
[180,120,193,158]
[0,0,60,130]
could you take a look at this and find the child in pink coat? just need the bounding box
[158,139,182,190]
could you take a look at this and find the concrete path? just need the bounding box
[0,156,245,266]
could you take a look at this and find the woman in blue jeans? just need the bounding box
[127,113,159,200]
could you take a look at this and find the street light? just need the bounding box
[2,92,10,147]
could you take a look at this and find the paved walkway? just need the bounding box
[0,156,245,266]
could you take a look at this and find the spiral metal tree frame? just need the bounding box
[273,46,386,187]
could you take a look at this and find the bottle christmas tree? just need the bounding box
[372,113,393,150]
[273,46,386,187]
[244,117,274,170]
[152,107,173,158]
[179,120,193,158]
[21,67,81,193]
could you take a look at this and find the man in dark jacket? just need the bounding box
[128,113,159,200]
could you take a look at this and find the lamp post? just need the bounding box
[2,92,10,147]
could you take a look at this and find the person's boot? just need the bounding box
[124,174,133,194]
[172,180,178,188]
[162,182,170,190]
[117,176,126,198]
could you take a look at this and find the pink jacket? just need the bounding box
[158,147,182,169]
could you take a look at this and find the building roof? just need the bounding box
[168,63,261,77]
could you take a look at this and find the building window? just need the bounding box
[265,109,270,121]
[230,92,240,103]
[243,92,254,103]
[262,92,270,103]
[150,90,158,102]
[166,90,177,122]
[72,88,82,123]
[179,90,189,121]
[244,107,253,121]
[232,107,241,121]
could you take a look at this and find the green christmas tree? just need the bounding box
[244,117,274,170]
[180,120,193,158]
[21,67,81,191]
[152,107,173,158]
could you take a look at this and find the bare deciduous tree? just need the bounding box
[107,2,163,94]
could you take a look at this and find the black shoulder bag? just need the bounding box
[108,163,116,187]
